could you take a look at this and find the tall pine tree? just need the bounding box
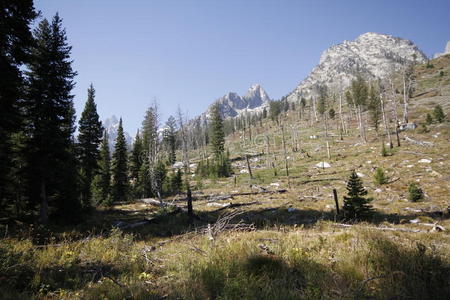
[0,1,37,212]
[350,75,369,142]
[25,14,80,223]
[163,116,177,165]
[210,103,225,158]
[130,130,143,198]
[368,84,381,133]
[111,118,129,202]
[91,130,112,206]
[77,83,103,208]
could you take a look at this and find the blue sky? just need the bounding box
[34,0,450,134]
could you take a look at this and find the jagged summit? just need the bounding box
[103,115,133,150]
[205,84,271,119]
[287,32,427,101]
[433,41,450,58]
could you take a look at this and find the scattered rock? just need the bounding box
[418,158,432,164]
[316,162,331,168]
[407,165,414,168]
[374,188,382,193]
[270,182,280,187]
[356,172,365,178]
[172,161,184,169]
[310,135,318,139]
[399,123,417,131]
[240,169,249,174]
[430,170,442,177]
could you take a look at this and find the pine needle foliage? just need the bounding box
[408,182,424,202]
[343,170,374,221]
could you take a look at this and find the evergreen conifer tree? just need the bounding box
[77,83,103,208]
[350,76,369,142]
[111,118,129,202]
[0,0,37,212]
[342,170,373,221]
[163,116,177,165]
[25,14,80,223]
[91,131,111,206]
[433,105,445,123]
[368,84,381,133]
[210,103,225,158]
[130,130,143,197]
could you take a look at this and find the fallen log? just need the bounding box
[230,189,287,197]
[211,201,261,212]
[207,202,231,208]
[404,136,433,147]
[207,195,233,202]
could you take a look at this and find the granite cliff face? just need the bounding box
[287,32,427,101]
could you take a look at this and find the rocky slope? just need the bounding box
[287,32,427,101]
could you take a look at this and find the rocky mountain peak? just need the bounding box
[206,84,271,119]
[288,32,427,101]
[103,115,133,150]
[433,41,450,58]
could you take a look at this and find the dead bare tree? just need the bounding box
[380,83,393,149]
[280,125,291,187]
[402,64,415,124]
[177,107,194,221]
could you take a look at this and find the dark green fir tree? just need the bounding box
[91,131,112,206]
[130,130,143,198]
[111,118,129,202]
[433,105,445,123]
[77,83,103,208]
[163,116,177,165]
[210,103,225,158]
[342,170,373,221]
[25,14,80,223]
[0,0,37,213]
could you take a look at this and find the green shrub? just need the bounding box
[408,182,424,202]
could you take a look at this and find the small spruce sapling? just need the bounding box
[425,113,433,125]
[408,182,424,202]
[381,142,388,157]
[342,170,374,221]
[374,168,388,185]
[433,105,445,123]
